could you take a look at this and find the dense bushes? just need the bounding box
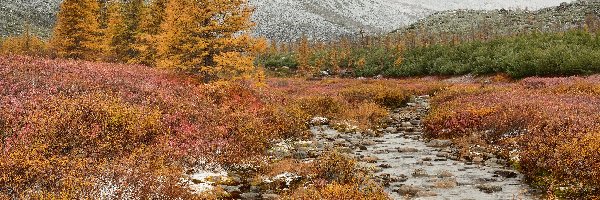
[282,151,389,200]
[0,56,305,198]
[269,78,444,130]
[424,76,600,198]
[387,30,600,78]
[261,30,600,79]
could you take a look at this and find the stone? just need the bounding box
[472,156,484,163]
[363,156,380,163]
[476,184,503,193]
[310,117,329,125]
[261,194,280,200]
[378,163,392,168]
[336,147,353,153]
[416,191,438,197]
[437,170,454,178]
[434,178,458,189]
[374,149,388,154]
[494,170,518,178]
[436,152,450,158]
[240,192,261,199]
[362,140,377,146]
[385,127,397,133]
[412,168,429,177]
[426,139,452,147]
[485,158,505,168]
[222,186,242,198]
[293,150,308,159]
[397,147,419,153]
[358,145,368,150]
[396,185,424,196]
[401,122,413,127]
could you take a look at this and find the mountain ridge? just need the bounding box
[1,0,574,41]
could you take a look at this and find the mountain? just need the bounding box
[0,0,573,41]
[394,0,600,36]
[249,0,573,41]
[0,0,60,38]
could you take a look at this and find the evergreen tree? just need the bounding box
[105,0,144,63]
[132,0,167,66]
[157,0,260,82]
[0,23,48,56]
[297,35,311,76]
[51,0,103,60]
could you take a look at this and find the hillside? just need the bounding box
[396,0,600,35]
[1,0,572,40]
[0,0,59,38]
[249,0,572,41]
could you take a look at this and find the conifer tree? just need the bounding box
[51,0,103,60]
[297,35,311,76]
[105,0,144,63]
[0,24,48,56]
[157,0,260,82]
[133,0,167,66]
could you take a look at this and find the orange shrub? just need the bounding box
[284,182,389,200]
[340,102,389,130]
[424,76,600,197]
[340,83,409,108]
[0,56,307,198]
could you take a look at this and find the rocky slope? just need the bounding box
[395,0,600,35]
[1,0,571,40]
[0,0,60,38]
[249,0,572,41]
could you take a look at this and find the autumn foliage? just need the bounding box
[424,76,600,197]
[0,56,303,198]
[51,0,103,60]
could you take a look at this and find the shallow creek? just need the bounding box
[312,96,536,199]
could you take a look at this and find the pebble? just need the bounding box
[426,139,453,147]
[363,156,380,163]
[473,156,484,163]
[398,147,419,153]
[261,194,280,200]
[476,184,503,193]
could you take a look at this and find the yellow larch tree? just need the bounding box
[132,0,167,66]
[157,0,262,82]
[0,24,48,56]
[297,35,311,76]
[104,0,144,63]
[51,0,103,60]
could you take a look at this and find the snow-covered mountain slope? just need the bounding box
[0,0,60,38]
[249,0,573,41]
[1,0,573,41]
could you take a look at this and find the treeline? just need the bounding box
[260,14,600,78]
[0,0,265,82]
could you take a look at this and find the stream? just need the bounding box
[312,95,536,199]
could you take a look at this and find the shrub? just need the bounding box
[0,56,308,197]
[340,83,409,108]
[294,96,344,119]
[340,102,389,130]
[283,182,389,200]
[424,76,600,197]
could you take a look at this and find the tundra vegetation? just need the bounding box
[1,0,600,199]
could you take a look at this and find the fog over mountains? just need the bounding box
[1,0,573,41]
